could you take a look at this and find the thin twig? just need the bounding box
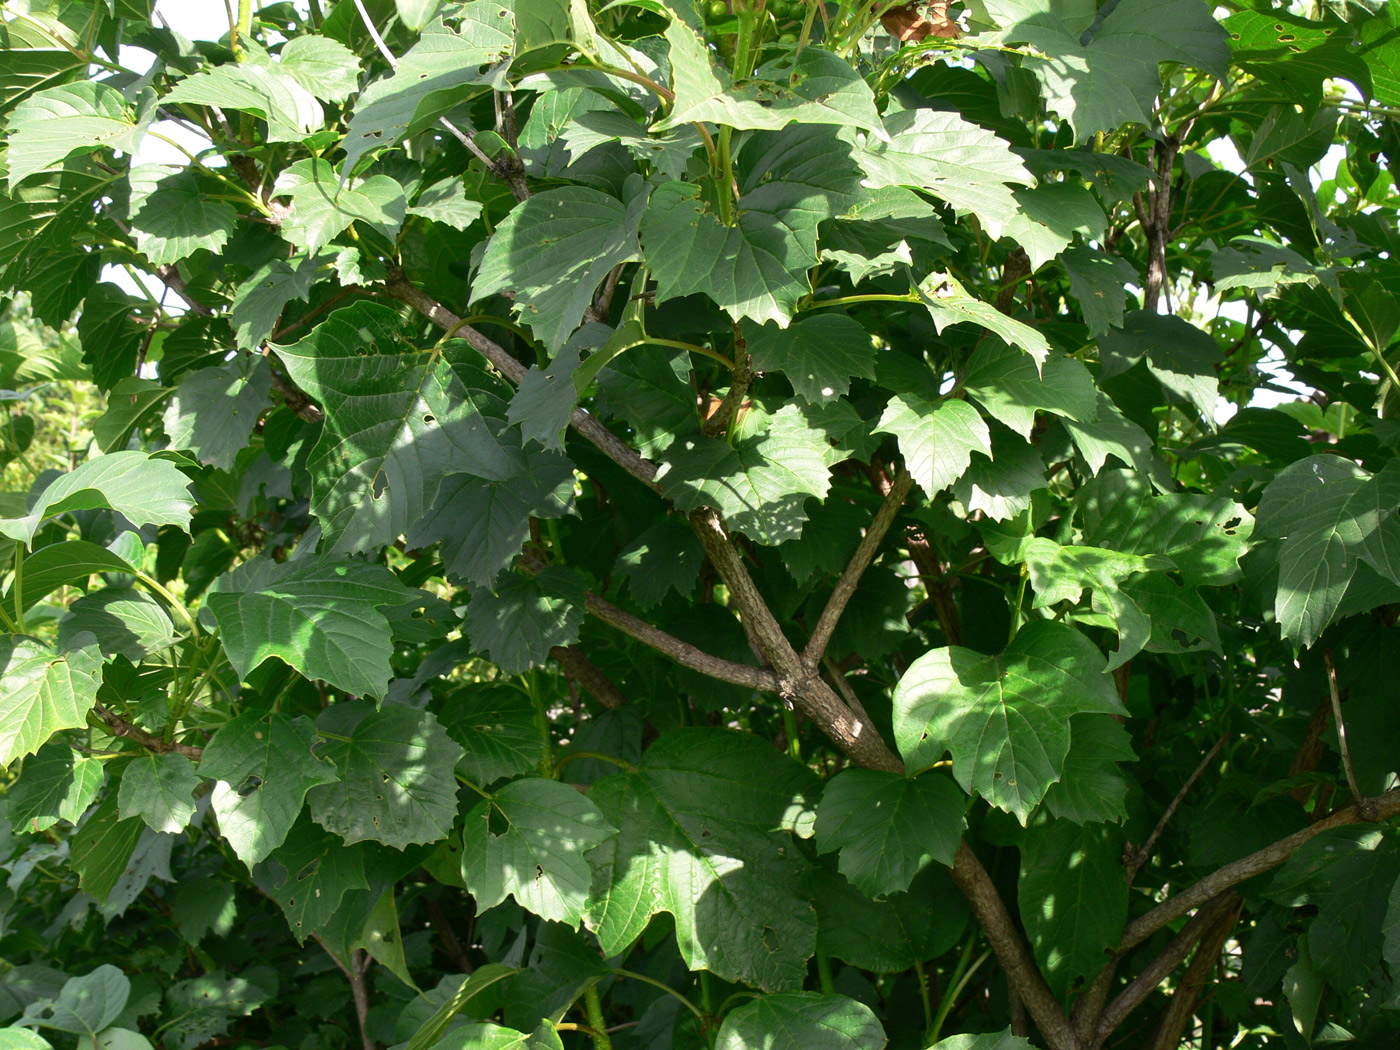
[700,327,751,436]
[1324,649,1366,811]
[1144,895,1242,1050]
[804,468,912,668]
[1125,734,1228,886]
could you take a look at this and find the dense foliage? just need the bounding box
[2,0,1400,1048]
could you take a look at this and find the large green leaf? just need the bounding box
[229,254,321,351]
[715,993,886,1050]
[407,451,575,588]
[1001,181,1106,269]
[56,587,177,663]
[253,813,368,941]
[659,23,882,134]
[6,83,147,189]
[892,621,1125,822]
[643,126,861,326]
[163,62,323,143]
[0,638,102,768]
[0,451,194,546]
[340,26,512,175]
[461,776,616,927]
[162,358,272,472]
[463,566,587,675]
[23,966,128,1037]
[585,729,821,992]
[1018,819,1128,997]
[277,35,363,102]
[1225,10,1372,113]
[308,701,464,849]
[1097,311,1222,423]
[849,108,1033,237]
[8,742,104,833]
[928,1029,1038,1050]
[874,395,989,498]
[1254,456,1400,648]
[204,554,417,700]
[962,343,1097,439]
[915,274,1051,367]
[437,683,550,787]
[1041,715,1135,825]
[127,167,238,266]
[985,0,1230,142]
[658,403,839,546]
[271,303,526,553]
[745,315,875,404]
[116,754,199,835]
[1024,538,1173,670]
[474,177,648,351]
[814,770,965,898]
[272,160,407,254]
[199,711,341,867]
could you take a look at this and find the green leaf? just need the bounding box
[892,621,1126,822]
[92,377,171,455]
[408,452,575,587]
[230,254,321,351]
[1225,10,1371,113]
[614,518,705,610]
[660,24,882,134]
[205,554,416,700]
[658,403,838,546]
[814,770,965,897]
[643,126,861,326]
[272,303,526,553]
[253,813,368,941]
[1041,715,1135,825]
[915,274,1051,368]
[0,450,194,546]
[1002,181,1106,269]
[277,35,363,102]
[398,0,445,31]
[928,1028,1038,1050]
[162,358,272,471]
[814,863,969,973]
[199,710,340,867]
[6,83,146,189]
[875,395,989,498]
[1254,456,1400,648]
[8,743,104,833]
[272,160,407,254]
[1018,818,1128,997]
[714,993,886,1050]
[408,176,483,231]
[461,776,616,927]
[463,566,587,675]
[76,283,144,391]
[1061,246,1136,337]
[163,62,323,143]
[849,108,1033,237]
[438,683,550,787]
[340,28,511,175]
[116,753,199,834]
[987,0,1230,142]
[307,701,464,849]
[950,427,1047,521]
[744,316,875,404]
[474,177,648,351]
[963,343,1097,440]
[0,1029,50,1050]
[0,638,102,768]
[401,966,522,1050]
[24,965,128,1037]
[1024,538,1174,670]
[57,587,177,663]
[1098,311,1222,422]
[127,168,238,266]
[1060,394,1154,476]
[69,796,143,904]
[585,729,821,992]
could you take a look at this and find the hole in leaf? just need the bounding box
[488,805,510,837]
[763,927,779,952]
[237,774,263,797]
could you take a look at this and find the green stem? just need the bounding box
[238,0,254,39]
[454,774,491,799]
[716,127,735,226]
[699,970,717,1049]
[525,670,554,776]
[12,545,24,635]
[646,337,735,370]
[132,570,200,640]
[913,960,933,1036]
[613,969,706,1021]
[1007,567,1029,644]
[815,951,834,994]
[555,750,637,776]
[928,947,991,1043]
[804,293,918,310]
[781,706,801,762]
[582,986,612,1050]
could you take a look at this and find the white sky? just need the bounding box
[106,6,1352,425]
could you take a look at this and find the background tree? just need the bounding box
[1,1,1400,1049]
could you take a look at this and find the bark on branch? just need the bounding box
[91,704,204,760]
